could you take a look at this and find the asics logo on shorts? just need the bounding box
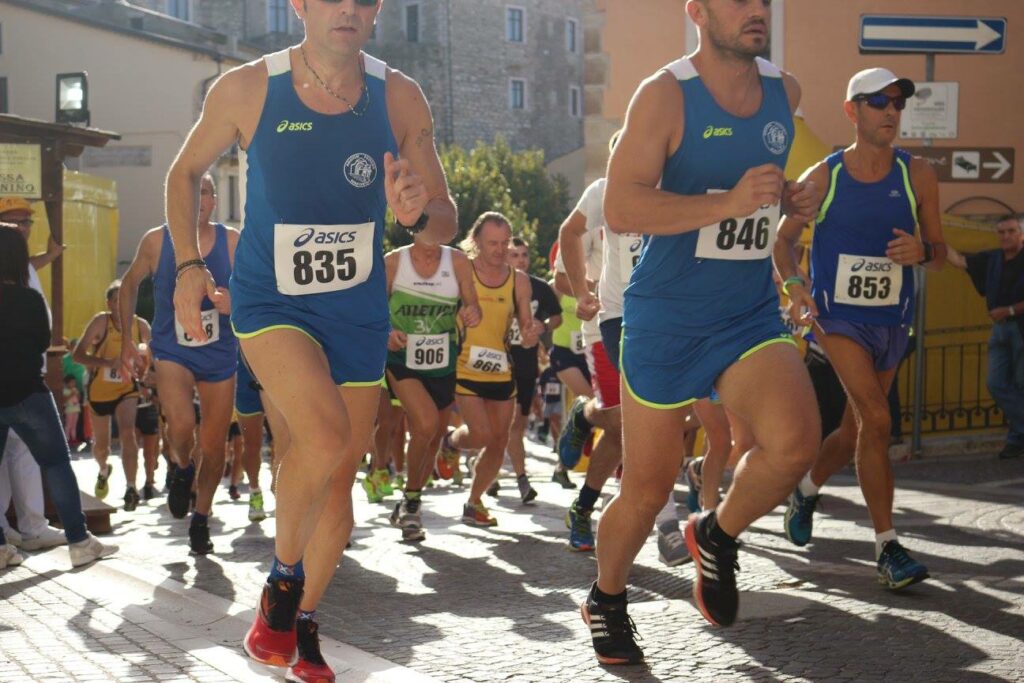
[276,119,314,133]
[293,227,358,247]
[850,259,894,273]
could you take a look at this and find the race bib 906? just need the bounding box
[695,191,778,261]
[175,309,220,347]
[274,223,374,296]
[406,333,449,370]
[834,254,901,307]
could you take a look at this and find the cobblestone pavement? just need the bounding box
[2,439,1022,682]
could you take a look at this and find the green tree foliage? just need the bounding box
[384,137,571,277]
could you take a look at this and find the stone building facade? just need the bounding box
[135,0,586,167]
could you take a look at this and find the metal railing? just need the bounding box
[899,324,1005,438]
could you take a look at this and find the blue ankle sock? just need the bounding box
[191,512,208,527]
[270,556,305,580]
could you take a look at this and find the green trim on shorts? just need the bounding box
[341,377,386,388]
[738,334,797,361]
[620,327,698,411]
[235,409,263,418]
[231,322,321,347]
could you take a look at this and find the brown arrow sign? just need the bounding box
[902,146,1014,183]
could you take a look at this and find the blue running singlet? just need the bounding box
[231,49,398,385]
[150,223,238,383]
[811,148,918,327]
[621,57,795,408]
[624,57,794,336]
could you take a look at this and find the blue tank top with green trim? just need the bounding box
[810,148,918,326]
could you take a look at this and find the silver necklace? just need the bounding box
[300,46,370,116]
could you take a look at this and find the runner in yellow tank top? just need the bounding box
[72,281,151,511]
[439,212,540,527]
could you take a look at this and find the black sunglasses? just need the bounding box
[854,92,907,111]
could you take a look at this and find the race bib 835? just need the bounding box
[274,223,374,296]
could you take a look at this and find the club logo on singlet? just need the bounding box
[762,121,788,155]
[344,153,377,188]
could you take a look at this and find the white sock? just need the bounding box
[251,486,261,493]
[875,529,898,559]
[798,473,820,497]
[655,493,678,529]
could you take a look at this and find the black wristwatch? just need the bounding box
[397,212,429,234]
[918,241,934,265]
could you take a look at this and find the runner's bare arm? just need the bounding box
[515,270,540,348]
[557,210,591,300]
[605,72,783,236]
[778,71,824,223]
[72,314,113,370]
[166,64,262,341]
[452,250,481,327]
[139,318,152,345]
[557,209,600,321]
[774,162,829,281]
[118,228,163,375]
[386,70,457,246]
[907,157,947,271]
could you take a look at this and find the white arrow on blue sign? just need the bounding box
[860,16,1006,54]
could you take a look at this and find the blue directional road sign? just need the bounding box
[860,16,1006,54]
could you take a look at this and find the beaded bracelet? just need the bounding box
[175,258,207,282]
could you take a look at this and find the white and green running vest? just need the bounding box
[387,246,461,377]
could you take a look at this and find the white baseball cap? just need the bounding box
[846,68,915,101]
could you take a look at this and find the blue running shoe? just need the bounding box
[559,397,592,469]
[877,540,929,590]
[566,501,595,552]
[784,488,821,547]
[685,458,703,514]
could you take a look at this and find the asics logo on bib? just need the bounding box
[276,119,313,133]
[762,121,788,155]
[703,125,734,139]
[415,335,446,349]
[850,259,894,273]
[293,227,358,248]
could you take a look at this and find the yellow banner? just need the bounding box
[0,143,43,198]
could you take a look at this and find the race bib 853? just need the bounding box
[834,254,901,307]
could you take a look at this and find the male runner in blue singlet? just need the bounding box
[775,67,945,590]
[582,0,823,664]
[159,2,457,681]
[119,174,238,557]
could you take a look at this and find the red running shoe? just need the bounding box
[243,578,304,667]
[286,618,335,683]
